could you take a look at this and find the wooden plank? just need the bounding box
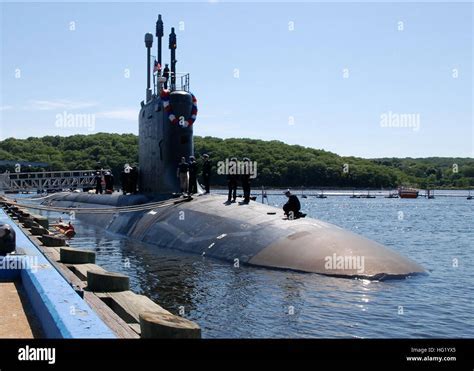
[41,247,61,263]
[128,323,141,336]
[101,290,171,324]
[67,263,107,281]
[83,291,139,339]
[34,245,137,338]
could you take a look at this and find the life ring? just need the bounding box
[160,89,198,127]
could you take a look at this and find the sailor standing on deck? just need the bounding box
[227,157,238,203]
[201,154,211,194]
[121,164,132,195]
[94,171,103,194]
[241,157,251,204]
[163,64,170,89]
[188,156,198,194]
[104,171,114,194]
[177,157,190,195]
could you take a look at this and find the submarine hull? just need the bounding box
[46,193,425,280]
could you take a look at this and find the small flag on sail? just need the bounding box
[153,60,161,72]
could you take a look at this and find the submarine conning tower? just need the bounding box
[139,15,197,195]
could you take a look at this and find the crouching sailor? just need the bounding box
[283,190,305,219]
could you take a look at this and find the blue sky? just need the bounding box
[0,1,472,158]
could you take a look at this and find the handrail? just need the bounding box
[6,169,109,179]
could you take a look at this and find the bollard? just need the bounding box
[139,311,201,339]
[23,219,38,229]
[41,234,66,247]
[60,247,96,264]
[30,226,48,236]
[0,223,16,255]
[19,215,32,224]
[33,215,49,229]
[87,270,130,292]
[18,209,30,217]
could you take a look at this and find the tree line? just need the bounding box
[0,133,473,189]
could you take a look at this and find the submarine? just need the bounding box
[45,15,425,280]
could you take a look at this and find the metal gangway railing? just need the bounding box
[0,170,100,192]
[153,69,190,94]
[174,72,190,92]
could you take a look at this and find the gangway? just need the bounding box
[0,170,102,192]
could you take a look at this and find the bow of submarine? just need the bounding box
[46,193,426,280]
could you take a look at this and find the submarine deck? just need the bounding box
[45,192,426,279]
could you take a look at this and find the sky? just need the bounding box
[0,1,472,158]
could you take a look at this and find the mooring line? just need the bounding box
[0,196,191,214]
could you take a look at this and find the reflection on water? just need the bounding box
[36,191,473,338]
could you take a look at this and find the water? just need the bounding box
[33,191,474,338]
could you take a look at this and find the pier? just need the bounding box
[0,198,201,338]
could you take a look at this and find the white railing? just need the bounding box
[0,170,101,191]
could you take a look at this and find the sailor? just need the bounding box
[188,156,198,194]
[241,157,251,204]
[94,171,103,194]
[283,190,302,219]
[177,157,190,195]
[121,164,132,195]
[130,166,139,194]
[227,157,238,203]
[163,64,170,89]
[104,171,114,194]
[201,154,211,194]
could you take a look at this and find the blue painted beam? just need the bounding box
[0,256,22,281]
[0,209,116,338]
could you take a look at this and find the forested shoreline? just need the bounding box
[1,133,473,189]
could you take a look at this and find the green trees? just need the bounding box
[0,133,473,188]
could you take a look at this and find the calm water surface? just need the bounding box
[35,191,473,338]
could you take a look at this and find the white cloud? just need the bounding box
[95,109,139,121]
[26,99,98,111]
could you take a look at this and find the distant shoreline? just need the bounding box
[210,186,473,192]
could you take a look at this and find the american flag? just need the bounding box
[153,60,161,72]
